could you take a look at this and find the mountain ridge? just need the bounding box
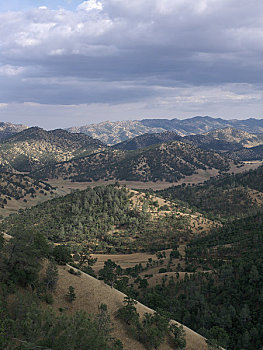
[67,117,263,144]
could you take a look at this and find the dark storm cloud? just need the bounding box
[0,0,262,107]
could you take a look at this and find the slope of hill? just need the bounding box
[0,127,105,172]
[0,185,216,253]
[32,141,231,183]
[113,131,182,151]
[227,144,263,161]
[113,129,246,152]
[0,230,209,350]
[141,212,263,349]
[158,165,263,218]
[0,121,28,140]
[67,120,166,145]
[67,117,263,144]
[0,172,68,217]
[203,127,263,148]
[54,264,209,350]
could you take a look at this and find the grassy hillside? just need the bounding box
[0,172,69,218]
[0,230,210,350]
[32,141,232,183]
[0,185,216,254]
[159,166,263,218]
[0,127,105,172]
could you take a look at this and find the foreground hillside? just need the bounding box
[0,127,105,172]
[32,141,232,182]
[53,264,208,350]
[139,212,263,349]
[0,229,209,350]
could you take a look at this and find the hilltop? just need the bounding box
[113,131,182,151]
[32,141,231,182]
[203,127,263,148]
[67,120,166,145]
[0,127,105,172]
[67,117,263,144]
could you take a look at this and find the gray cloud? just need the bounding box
[0,0,262,125]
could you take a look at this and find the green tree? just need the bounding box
[53,245,72,265]
[67,286,76,303]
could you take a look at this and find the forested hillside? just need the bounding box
[139,212,263,349]
[0,185,195,253]
[32,141,232,182]
[159,166,263,218]
[227,144,263,161]
[0,127,105,172]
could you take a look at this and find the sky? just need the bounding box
[0,0,262,129]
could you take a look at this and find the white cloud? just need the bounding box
[0,0,262,123]
[0,65,25,76]
[77,0,103,12]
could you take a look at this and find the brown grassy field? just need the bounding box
[53,264,210,350]
[47,160,263,192]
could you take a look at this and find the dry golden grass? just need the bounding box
[53,264,209,350]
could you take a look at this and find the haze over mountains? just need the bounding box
[67,116,263,144]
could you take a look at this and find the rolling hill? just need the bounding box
[32,141,232,182]
[0,127,105,172]
[227,144,263,161]
[202,127,263,148]
[113,128,257,153]
[113,131,182,151]
[158,165,263,218]
[0,184,216,253]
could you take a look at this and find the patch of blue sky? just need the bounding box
[0,0,84,12]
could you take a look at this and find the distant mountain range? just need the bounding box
[67,116,263,144]
[0,118,263,184]
[0,122,28,140]
[113,127,263,152]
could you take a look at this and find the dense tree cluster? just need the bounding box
[139,213,263,349]
[0,185,189,253]
[159,166,263,218]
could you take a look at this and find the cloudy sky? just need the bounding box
[0,0,262,129]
